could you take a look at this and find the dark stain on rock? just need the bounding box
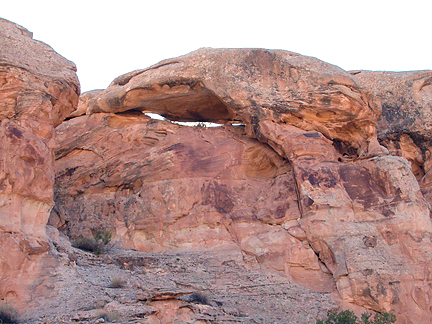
[381,207,396,218]
[303,132,321,138]
[8,125,23,139]
[275,203,289,219]
[339,165,379,209]
[361,268,374,276]
[201,181,235,214]
[332,139,357,157]
[107,95,124,108]
[163,143,185,152]
[321,97,332,106]
[362,287,373,298]
[340,163,404,212]
[307,169,338,188]
[65,167,78,177]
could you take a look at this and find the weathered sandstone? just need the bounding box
[52,112,334,293]
[2,15,432,322]
[258,120,432,323]
[51,48,432,323]
[0,18,79,306]
[351,70,432,206]
[86,48,384,157]
[69,89,103,118]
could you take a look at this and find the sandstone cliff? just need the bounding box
[0,17,79,308]
[51,48,432,323]
[2,18,432,324]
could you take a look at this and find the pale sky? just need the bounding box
[2,0,431,92]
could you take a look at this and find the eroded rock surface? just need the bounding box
[86,48,383,157]
[0,18,79,306]
[258,120,432,323]
[51,48,432,323]
[1,16,430,321]
[351,70,432,207]
[52,112,334,293]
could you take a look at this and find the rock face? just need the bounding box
[351,70,432,205]
[2,17,432,322]
[52,112,334,293]
[87,48,382,157]
[0,18,79,306]
[52,48,432,323]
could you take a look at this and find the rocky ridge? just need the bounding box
[1,18,432,324]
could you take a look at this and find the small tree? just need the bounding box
[72,230,112,254]
[316,310,396,324]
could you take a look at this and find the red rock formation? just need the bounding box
[86,48,383,157]
[2,19,429,321]
[0,18,79,306]
[52,112,334,292]
[351,70,432,206]
[52,48,432,322]
[259,120,432,323]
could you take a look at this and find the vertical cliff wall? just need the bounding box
[0,18,79,305]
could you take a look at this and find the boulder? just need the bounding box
[259,120,432,323]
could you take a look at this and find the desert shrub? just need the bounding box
[317,310,358,324]
[72,236,104,254]
[109,277,126,288]
[0,304,19,324]
[363,312,397,324]
[94,230,112,245]
[96,310,120,322]
[72,230,112,254]
[316,310,396,324]
[189,292,210,305]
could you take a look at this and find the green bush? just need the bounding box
[94,230,112,245]
[363,312,397,324]
[0,304,19,324]
[316,310,396,324]
[72,236,105,254]
[72,230,112,254]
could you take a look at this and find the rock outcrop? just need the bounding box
[0,18,79,306]
[52,48,432,323]
[351,70,432,205]
[2,16,432,322]
[52,112,334,293]
[87,48,383,157]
